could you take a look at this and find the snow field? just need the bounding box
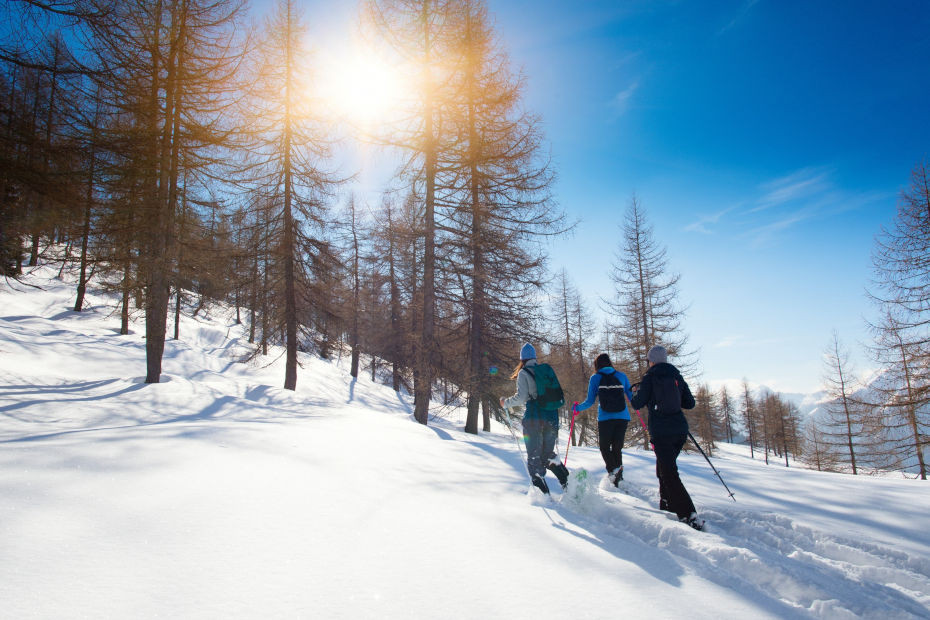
[2,265,929,619]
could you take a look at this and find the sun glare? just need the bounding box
[316,45,410,128]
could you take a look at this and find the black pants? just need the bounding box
[652,434,696,520]
[522,417,558,479]
[597,418,629,473]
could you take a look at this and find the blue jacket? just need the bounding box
[575,367,634,422]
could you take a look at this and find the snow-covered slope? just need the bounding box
[2,267,929,619]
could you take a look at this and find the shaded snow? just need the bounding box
[2,266,929,619]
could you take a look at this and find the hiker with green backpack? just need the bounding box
[500,343,570,495]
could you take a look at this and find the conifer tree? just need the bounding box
[446,0,561,434]
[365,0,459,424]
[820,332,868,474]
[718,385,736,443]
[242,0,342,390]
[869,161,930,479]
[85,0,246,383]
[607,195,692,447]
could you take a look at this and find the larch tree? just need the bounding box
[741,379,759,459]
[820,331,868,474]
[549,269,596,446]
[868,161,930,479]
[718,385,736,443]
[607,195,692,447]
[365,0,460,425]
[689,383,717,456]
[446,0,561,434]
[84,0,246,383]
[242,0,342,390]
[868,311,928,478]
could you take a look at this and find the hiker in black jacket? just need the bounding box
[630,345,703,530]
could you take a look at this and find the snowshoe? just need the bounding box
[548,461,569,490]
[532,474,550,495]
[680,513,704,531]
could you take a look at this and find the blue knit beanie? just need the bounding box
[520,343,537,360]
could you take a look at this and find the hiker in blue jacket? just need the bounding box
[574,353,634,486]
[500,343,569,495]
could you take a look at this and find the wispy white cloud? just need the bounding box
[751,167,832,214]
[609,81,640,117]
[685,204,741,235]
[718,0,761,36]
[685,166,889,244]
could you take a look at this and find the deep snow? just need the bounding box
[1,266,929,619]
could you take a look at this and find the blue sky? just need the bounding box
[475,0,930,394]
[109,0,925,395]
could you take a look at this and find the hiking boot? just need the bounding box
[609,467,623,486]
[548,462,569,489]
[532,474,550,495]
[680,512,704,531]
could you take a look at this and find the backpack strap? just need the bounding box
[522,366,537,401]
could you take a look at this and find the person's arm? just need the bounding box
[574,374,600,412]
[620,372,634,403]
[679,374,696,410]
[629,375,651,410]
[503,369,532,409]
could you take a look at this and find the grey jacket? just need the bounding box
[503,359,538,410]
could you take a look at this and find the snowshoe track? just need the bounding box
[555,475,930,619]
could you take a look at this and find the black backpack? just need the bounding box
[652,374,682,416]
[597,371,627,413]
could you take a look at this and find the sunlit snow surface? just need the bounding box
[2,266,929,619]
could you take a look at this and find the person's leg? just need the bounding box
[653,435,696,520]
[611,419,629,477]
[653,439,670,511]
[522,418,545,479]
[542,419,569,487]
[597,420,619,474]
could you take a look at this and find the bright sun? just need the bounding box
[315,45,410,128]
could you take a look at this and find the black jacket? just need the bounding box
[629,362,695,439]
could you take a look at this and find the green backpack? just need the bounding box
[525,363,565,410]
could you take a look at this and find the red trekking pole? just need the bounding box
[564,403,579,466]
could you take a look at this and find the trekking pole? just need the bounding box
[563,403,579,466]
[504,407,523,464]
[688,432,736,501]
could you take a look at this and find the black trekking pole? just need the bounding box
[688,432,736,501]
